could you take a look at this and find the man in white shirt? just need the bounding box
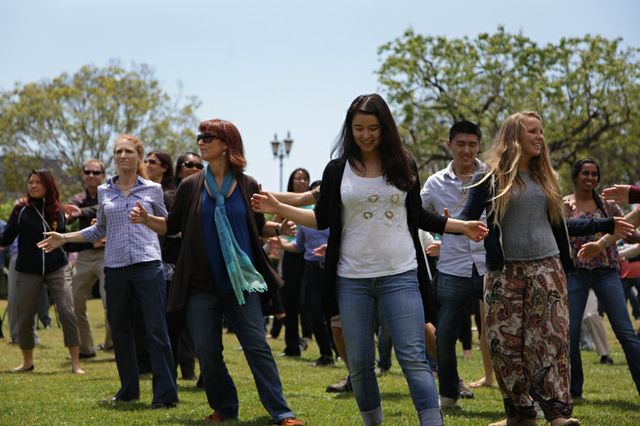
[420,121,492,408]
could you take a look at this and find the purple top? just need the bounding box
[295,225,329,262]
[81,176,167,268]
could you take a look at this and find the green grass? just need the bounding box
[0,299,639,425]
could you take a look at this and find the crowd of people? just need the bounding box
[2,93,640,425]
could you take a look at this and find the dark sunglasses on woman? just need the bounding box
[184,161,204,170]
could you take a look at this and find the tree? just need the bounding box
[377,27,640,191]
[0,60,201,199]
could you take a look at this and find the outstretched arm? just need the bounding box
[251,191,317,228]
[271,187,320,207]
[577,213,639,262]
[37,231,87,253]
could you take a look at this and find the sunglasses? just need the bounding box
[197,132,221,144]
[183,161,204,170]
[83,170,103,176]
[144,158,160,165]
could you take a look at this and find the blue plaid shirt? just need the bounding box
[81,176,167,268]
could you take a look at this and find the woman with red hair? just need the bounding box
[128,119,304,425]
[0,169,83,374]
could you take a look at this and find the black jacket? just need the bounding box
[458,173,616,273]
[166,171,283,314]
[0,199,68,275]
[314,158,447,323]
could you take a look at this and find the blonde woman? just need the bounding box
[458,111,633,426]
[38,134,178,408]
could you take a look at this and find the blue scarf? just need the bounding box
[204,167,268,304]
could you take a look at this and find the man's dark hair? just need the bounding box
[449,120,482,141]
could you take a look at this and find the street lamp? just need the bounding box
[271,131,294,191]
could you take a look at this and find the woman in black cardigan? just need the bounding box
[252,94,487,426]
[130,119,304,426]
[1,170,83,374]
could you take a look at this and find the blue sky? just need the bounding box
[2,0,639,191]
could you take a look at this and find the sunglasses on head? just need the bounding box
[183,161,204,170]
[83,170,103,176]
[197,132,220,144]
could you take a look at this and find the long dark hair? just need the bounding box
[332,93,415,191]
[571,157,602,206]
[286,168,310,192]
[25,169,63,221]
[147,151,175,190]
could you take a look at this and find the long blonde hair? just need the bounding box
[478,111,564,226]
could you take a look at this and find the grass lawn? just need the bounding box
[0,298,639,425]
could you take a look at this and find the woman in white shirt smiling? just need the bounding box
[252,93,487,426]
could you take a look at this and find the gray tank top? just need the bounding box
[500,171,559,261]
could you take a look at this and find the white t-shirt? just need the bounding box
[337,163,417,278]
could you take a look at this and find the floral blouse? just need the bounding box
[568,207,620,270]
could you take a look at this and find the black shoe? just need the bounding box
[150,401,178,409]
[600,355,614,365]
[326,376,352,393]
[299,338,310,352]
[79,352,97,359]
[105,395,139,403]
[279,350,301,358]
[458,380,474,399]
[182,373,197,381]
[313,356,335,367]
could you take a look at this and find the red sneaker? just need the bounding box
[203,411,226,423]
[275,418,305,426]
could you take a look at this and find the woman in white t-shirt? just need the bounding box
[252,93,487,426]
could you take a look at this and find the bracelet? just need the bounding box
[63,234,69,243]
[275,223,281,236]
[311,187,321,202]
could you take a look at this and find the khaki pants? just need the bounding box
[72,249,109,354]
[16,266,80,350]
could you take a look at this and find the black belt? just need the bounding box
[305,260,325,269]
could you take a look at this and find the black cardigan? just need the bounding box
[0,199,67,275]
[314,158,447,323]
[165,171,283,314]
[458,173,616,273]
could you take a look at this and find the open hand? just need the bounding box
[464,221,489,242]
[251,191,281,214]
[37,232,65,253]
[268,236,283,251]
[601,185,630,205]
[64,204,82,219]
[279,220,297,237]
[577,241,605,263]
[613,217,635,239]
[425,241,441,257]
[312,244,327,257]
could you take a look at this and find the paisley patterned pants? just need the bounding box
[484,256,572,421]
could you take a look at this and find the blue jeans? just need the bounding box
[337,269,442,426]
[186,291,294,422]
[435,266,484,399]
[104,260,178,404]
[377,313,393,371]
[567,268,640,397]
